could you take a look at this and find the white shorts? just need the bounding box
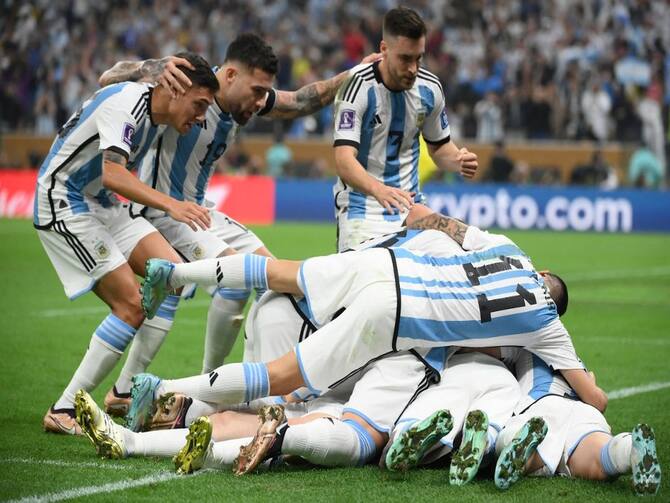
[298,247,395,327]
[243,292,315,363]
[37,202,156,299]
[496,395,611,476]
[295,280,398,393]
[394,352,520,463]
[343,351,435,434]
[145,208,264,261]
[337,211,408,252]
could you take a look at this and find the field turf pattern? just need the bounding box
[0,218,668,502]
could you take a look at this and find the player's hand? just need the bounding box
[155,56,193,99]
[457,147,478,179]
[371,182,415,214]
[360,52,383,65]
[167,200,211,230]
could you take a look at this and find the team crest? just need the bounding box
[416,109,426,128]
[122,122,135,148]
[94,241,110,259]
[338,109,355,130]
[440,107,449,130]
[191,244,204,260]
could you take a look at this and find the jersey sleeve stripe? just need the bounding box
[333,139,360,149]
[342,75,361,103]
[348,78,364,103]
[423,134,450,146]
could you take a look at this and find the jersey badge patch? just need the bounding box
[338,109,355,130]
[440,107,449,130]
[122,122,136,148]
[94,241,110,259]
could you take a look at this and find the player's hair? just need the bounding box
[545,272,569,316]
[173,51,220,92]
[224,33,278,75]
[383,7,427,40]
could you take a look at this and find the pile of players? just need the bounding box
[34,5,660,496]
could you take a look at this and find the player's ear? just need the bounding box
[380,39,388,56]
[225,66,238,83]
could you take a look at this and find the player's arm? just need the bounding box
[101,149,210,231]
[406,211,469,246]
[559,368,608,413]
[99,56,194,98]
[426,140,478,179]
[335,145,414,213]
[265,54,381,119]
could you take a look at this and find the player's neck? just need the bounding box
[214,70,231,113]
[149,87,172,126]
[377,60,405,92]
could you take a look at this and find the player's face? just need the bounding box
[381,35,425,90]
[169,85,214,134]
[226,65,274,125]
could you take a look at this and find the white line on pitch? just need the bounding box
[0,457,137,471]
[7,470,207,503]
[563,265,670,283]
[38,300,211,318]
[589,336,669,346]
[608,381,670,400]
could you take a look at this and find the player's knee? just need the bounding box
[111,293,145,328]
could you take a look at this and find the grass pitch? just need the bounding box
[0,218,668,502]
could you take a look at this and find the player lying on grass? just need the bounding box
[96,35,381,417]
[381,350,520,487]
[128,209,605,434]
[491,348,661,496]
[76,288,451,472]
[35,52,219,435]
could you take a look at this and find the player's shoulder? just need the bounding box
[97,82,152,117]
[416,68,445,95]
[339,63,376,105]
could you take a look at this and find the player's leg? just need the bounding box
[106,229,183,414]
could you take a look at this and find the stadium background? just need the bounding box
[1,1,669,501]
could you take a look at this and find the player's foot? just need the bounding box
[43,405,82,435]
[631,424,661,496]
[233,405,286,476]
[173,416,213,474]
[385,409,454,472]
[75,390,127,459]
[141,258,174,319]
[449,409,489,485]
[125,373,162,432]
[495,416,547,490]
[104,386,131,418]
[148,393,193,430]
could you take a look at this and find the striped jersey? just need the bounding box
[389,226,584,371]
[34,82,161,228]
[332,61,450,221]
[136,81,276,216]
[502,348,579,413]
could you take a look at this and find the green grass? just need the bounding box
[0,218,668,502]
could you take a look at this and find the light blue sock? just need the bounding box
[242,362,270,402]
[244,255,268,290]
[343,419,377,466]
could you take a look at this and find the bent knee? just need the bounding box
[111,294,145,328]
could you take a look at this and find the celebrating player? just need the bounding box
[35,53,219,434]
[332,7,478,251]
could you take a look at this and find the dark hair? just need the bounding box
[383,7,427,40]
[545,272,569,316]
[173,51,219,92]
[224,33,278,75]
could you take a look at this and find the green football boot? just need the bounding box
[173,416,213,475]
[141,258,174,319]
[449,410,489,485]
[385,409,453,472]
[495,416,547,490]
[631,424,661,496]
[125,373,162,432]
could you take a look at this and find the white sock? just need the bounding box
[184,399,220,426]
[204,437,252,469]
[601,433,632,476]
[54,314,136,409]
[115,295,179,393]
[159,362,269,406]
[282,418,376,467]
[169,255,268,291]
[202,290,248,373]
[127,428,189,458]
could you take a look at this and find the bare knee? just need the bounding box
[111,292,145,328]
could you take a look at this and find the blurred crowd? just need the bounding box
[1,0,669,184]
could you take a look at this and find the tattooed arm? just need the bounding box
[101,149,210,230]
[407,212,469,246]
[99,56,193,98]
[265,52,382,119]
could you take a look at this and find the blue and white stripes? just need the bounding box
[600,441,618,477]
[242,362,270,402]
[215,287,251,301]
[343,419,377,466]
[243,255,269,290]
[94,314,136,352]
[155,295,180,321]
